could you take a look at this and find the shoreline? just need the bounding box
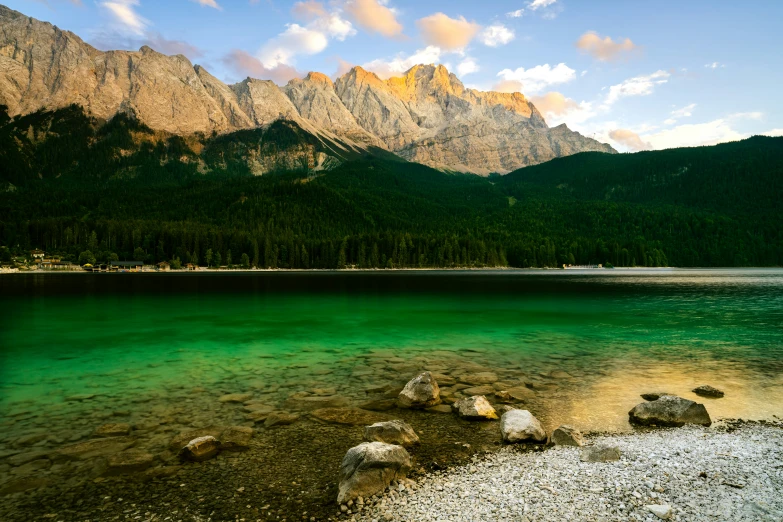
[353,420,783,522]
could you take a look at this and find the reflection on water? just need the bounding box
[0,269,782,500]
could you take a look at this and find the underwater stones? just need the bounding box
[283,394,351,411]
[363,420,419,447]
[179,436,220,462]
[398,372,440,409]
[641,392,673,401]
[245,410,272,423]
[452,396,498,420]
[337,442,412,504]
[168,428,223,452]
[218,393,253,403]
[264,412,300,427]
[93,423,131,438]
[548,370,573,379]
[220,426,254,451]
[580,445,621,463]
[462,385,495,396]
[459,372,498,385]
[10,458,51,476]
[504,386,536,402]
[54,437,136,461]
[693,385,725,398]
[358,399,398,412]
[8,450,50,467]
[551,425,585,447]
[14,433,48,447]
[0,476,51,495]
[426,404,453,413]
[430,373,456,386]
[629,395,712,427]
[65,394,97,402]
[500,410,546,443]
[104,450,155,475]
[311,408,391,426]
[242,403,275,414]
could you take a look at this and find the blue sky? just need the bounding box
[12,0,783,150]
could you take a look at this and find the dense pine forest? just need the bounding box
[1,105,781,269]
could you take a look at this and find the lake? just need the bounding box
[1,269,782,519]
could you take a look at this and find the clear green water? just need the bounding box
[1,269,783,439]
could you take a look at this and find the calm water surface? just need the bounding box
[2,269,782,433]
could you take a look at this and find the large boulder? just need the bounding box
[337,442,411,504]
[629,395,711,427]
[397,372,440,408]
[500,410,546,443]
[551,425,585,447]
[179,436,220,462]
[363,420,420,447]
[452,396,498,420]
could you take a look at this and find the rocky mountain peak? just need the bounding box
[0,6,615,174]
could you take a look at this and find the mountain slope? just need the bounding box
[0,4,613,174]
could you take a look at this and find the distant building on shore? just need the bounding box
[109,261,144,272]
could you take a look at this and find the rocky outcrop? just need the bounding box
[551,425,585,447]
[452,396,498,420]
[0,5,615,175]
[629,395,712,427]
[337,442,411,504]
[363,420,420,447]
[398,372,440,408]
[500,409,546,443]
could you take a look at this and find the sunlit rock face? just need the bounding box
[0,5,615,174]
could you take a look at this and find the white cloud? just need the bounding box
[642,119,745,149]
[664,118,677,125]
[191,0,221,9]
[604,70,670,106]
[99,0,148,36]
[530,91,596,127]
[506,9,524,18]
[528,0,557,10]
[259,24,329,68]
[576,31,637,61]
[762,129,783,137]
[728,111,764,121]
[258,3,355,68]
[344,0,403,38]
[496,63,576,95]
[671,103,696,119]
[416,13,481,51]
[457,57,479,77]
[609,129,652,152]
[479,24,515,47]
[705,62,725,69]
[363,46,444,79]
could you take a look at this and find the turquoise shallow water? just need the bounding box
[1,269,782,433]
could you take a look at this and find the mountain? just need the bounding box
[1,100,781,270]
[0,4,613,175]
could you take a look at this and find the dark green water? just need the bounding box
[2,269,782,430]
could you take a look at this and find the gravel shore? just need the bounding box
[355,422,783,522]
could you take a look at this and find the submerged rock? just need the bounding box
[93,423,131,438]
[692,385,725,398]
[580,445,621,463]
[641,392,672,401]
[551,425,585,447]
[220,426,254,451]
[452,396,498,420]
[460,372,498,385]
[179,436,220,462]
[500,410,546,443]
[54,437,136,461]
[363,420,420,447]
[629,395,711,427]
[311,407,391,426]
[337,442,411,504]
[359,399,398,412]
[283,394,351,411]
[398,372,440,409]
[168,428,223,452]
[218,393,253,403]
[264,412,300,427]
[105,450,154,475]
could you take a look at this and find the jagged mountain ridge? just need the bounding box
[0,4,614,174]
